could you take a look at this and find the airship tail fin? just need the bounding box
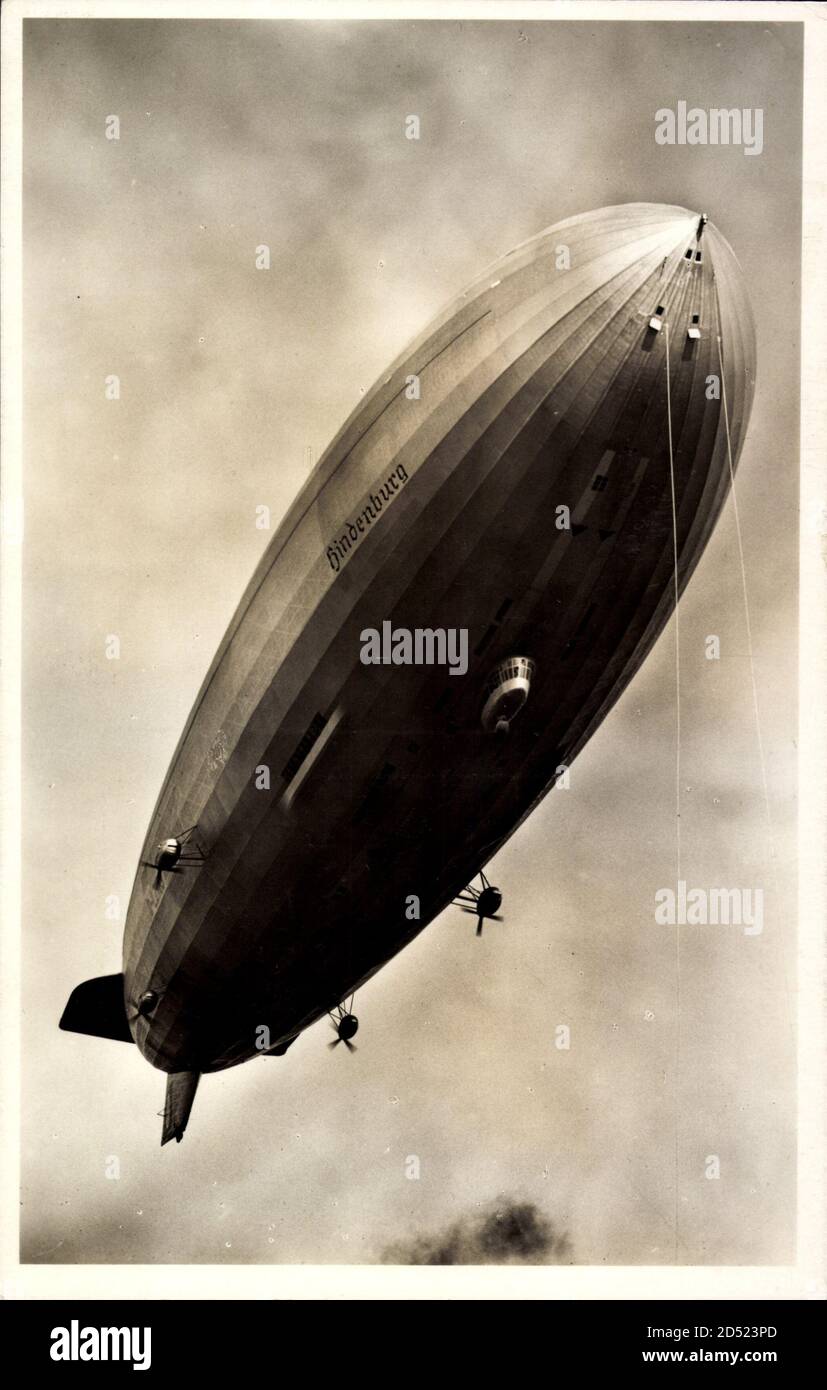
[161,1069,200,1146]
[59,973,134,1044]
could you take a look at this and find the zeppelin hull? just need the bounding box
[122,204,756,1074]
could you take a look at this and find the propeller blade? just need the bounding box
[327,1039,340,1050]
[476,921,483,937]
[344,1039,357,1053]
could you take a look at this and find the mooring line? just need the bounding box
[665,321,682,1262]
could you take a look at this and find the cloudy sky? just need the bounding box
[21,15,801,1266]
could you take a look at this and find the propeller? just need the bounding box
[140,861,194,872]
[453,876,504,935]
[328,1012,359,1052]
[459,904,504,937]
[125,989,160,1024]
[328,1022,357,1053]
[141,828,206,888]
[140,860,185,889]
[474,915,506,936]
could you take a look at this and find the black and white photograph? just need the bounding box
[1,0,824,1313]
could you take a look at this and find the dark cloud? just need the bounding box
[380,1198,572,1265]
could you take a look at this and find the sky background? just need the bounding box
[21,16,801,1266]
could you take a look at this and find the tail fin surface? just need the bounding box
[161,1070,200,1146]
[59,973,134,1044]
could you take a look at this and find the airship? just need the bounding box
[60,203,757,1144]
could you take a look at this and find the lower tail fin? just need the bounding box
[161,1070,200,1146]
[59,973,134,1043]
